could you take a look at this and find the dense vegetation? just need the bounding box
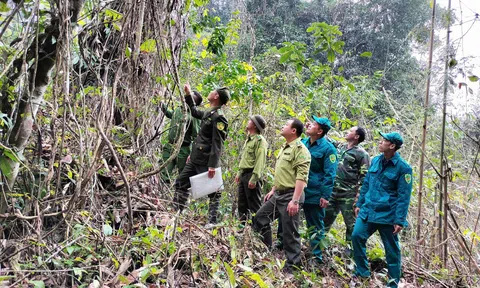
[0,0,479,287]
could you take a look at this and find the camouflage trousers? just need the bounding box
[173,161,222,224]
[324,197,356,243]
[160,143,191,183]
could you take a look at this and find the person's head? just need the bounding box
[307,116,331,138]
[345,126,366,144]
[281,118,303,139]
[207,87,230,106]
[378,132,403,152]
[248,115,266,134]
[192,91,203,106]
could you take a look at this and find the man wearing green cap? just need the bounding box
[324,126,370,251]
[253,118,311,273]
[351,132,413,288]
[172,84,229,228]
[159,92,202,183]
[301,116,338,265]
[235,115,268,225]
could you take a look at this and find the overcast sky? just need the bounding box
[436,0,479,114]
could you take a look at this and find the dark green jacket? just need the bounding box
[188,102,228,168]
[333,143,370,199]
[357,153,413,227]
[161,105,200,146]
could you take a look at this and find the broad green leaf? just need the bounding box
[0,2,10,12]
[245,272,268,288]
[360,51,372,58]
[103,224,113,236]
[105,8,123,21]
[140,39,157,53]
[0,155,12,177]
[29,281,45,288]
[327,49,335,62]
[224,262,236,287]
[468,75,479,82]
[449,58,457,68]
[279,51,293,64]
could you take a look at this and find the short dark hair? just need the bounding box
[319,124,330,137]
[291,118,304,137]
[192,91,202,106]
[356,127,366,143]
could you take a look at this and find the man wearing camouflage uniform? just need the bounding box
[324,126,370,248]
[235,115,268,225]
[160,93,202,183]
[173,84,229,227]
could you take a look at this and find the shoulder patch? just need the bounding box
[217,122,225,131]
[329,154,337,163]
[405,174,412,184]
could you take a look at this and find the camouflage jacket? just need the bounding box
[332,143,370,199]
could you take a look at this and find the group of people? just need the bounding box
[160,85,413,288]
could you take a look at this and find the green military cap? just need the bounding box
[216,87,230,104]
[312,115,331,131]
[379,131,403,148]
[250,115,266,133]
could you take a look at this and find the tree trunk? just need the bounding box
[0,0,85,215]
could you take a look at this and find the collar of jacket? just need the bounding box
[304,136,326,147]
[379,152,400,166]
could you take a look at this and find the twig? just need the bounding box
[96,119,134,231]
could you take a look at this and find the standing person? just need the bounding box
[172,84,229,228]
[235,115,268,225]
[324,126,370,251]
[301,116,337,265]
[351,132,413,288]
[159,92,202,183]
[253,118,311,273]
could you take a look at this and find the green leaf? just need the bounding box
[103,224,113,236]
[29,281,45,288]
[279,51,293,64]
[0,2,10,12]
[327,50,335,62]
[224,262,236,287]
[245,272,268,288]
[140,39,157,53]
[66,246,75,255]
[468,75,479,82]
[347,83,355,91]
[0,156,12,177]
[360,51,372,58]
[125,46,131,58]
[105,8,123,21]
[449,58,457,68]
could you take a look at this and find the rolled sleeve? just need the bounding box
[249,140,267,183]
[292,148,311,183]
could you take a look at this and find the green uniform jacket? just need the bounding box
[357,152,413,227]
[274,137,311,192]
[302,137,338,204]
[161,105,200,146]
[237,134,268,183]
[333,143,370,199]
[188,102,228,168]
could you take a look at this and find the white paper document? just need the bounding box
[190,167,224,199]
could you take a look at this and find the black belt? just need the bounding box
[276,188,294,195]
[241,168,254,174]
